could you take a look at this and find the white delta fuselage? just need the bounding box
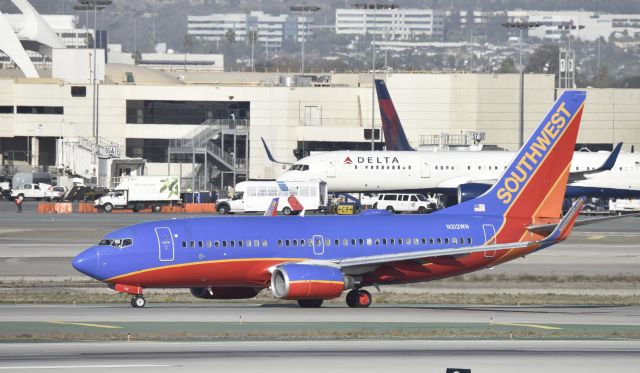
[276,150,640,193]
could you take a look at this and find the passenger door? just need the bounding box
[312,234,324,256]
[482,224,497,258]
[155,227,175,262]
[420,156,431,178]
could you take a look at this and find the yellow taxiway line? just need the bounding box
[48,321,123,329]
[494,322,563,330]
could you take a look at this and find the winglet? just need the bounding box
[261,137,292,165]
[264,197,279,216]
[540,196,586,243]
[601,142,623,171]
[375,79,415,151]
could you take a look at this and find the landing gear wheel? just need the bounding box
[131,295,146,308]
[346,289,372,308]
[297,299,323,308]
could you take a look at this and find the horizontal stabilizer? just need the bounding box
[569,142,623,182]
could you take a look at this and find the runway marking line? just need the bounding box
[47,321,123,329]
[493,322,563,330]
[587,235,606,240]
[0,364,171,370]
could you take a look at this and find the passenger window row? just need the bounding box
[276,236,473,247]
[181,239,268,249]
[355,165,412,170]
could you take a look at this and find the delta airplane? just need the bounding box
[275,80,640,202]
[73,91,623,309]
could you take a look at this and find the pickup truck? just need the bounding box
[10,183,49,200]
[45,186,67,201]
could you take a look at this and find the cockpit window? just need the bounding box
[288,164,310,171]
[98,238,133,248]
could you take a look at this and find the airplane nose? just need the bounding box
[72,247,100,279]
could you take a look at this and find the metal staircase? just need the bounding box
[169,119,249,190]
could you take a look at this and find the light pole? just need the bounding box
[558,24,585,89]
[501,20,541,148]
[290,5,321,74]
[74,1,111,185]
[353,3,397,150]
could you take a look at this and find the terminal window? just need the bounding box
[0,106,13,114]
[71,86,87,97]
[126,100,250,125]
[16,106,63,115]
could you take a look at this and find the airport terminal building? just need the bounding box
[0,0,639,192]
[1,68,639,191]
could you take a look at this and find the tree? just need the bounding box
[525,45,559,75]
[592,66,618,88]
[497,57,517,73]
[183,34,193,71]
[131,49,142,65]
[225,29,236,44]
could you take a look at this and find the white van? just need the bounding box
[372,193,436,214]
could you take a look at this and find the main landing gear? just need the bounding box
[346,289,372,308]
[130,295,146,308]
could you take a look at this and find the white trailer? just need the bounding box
[609,198,640,214]
[95,176,180,212]
[216,181,328,215]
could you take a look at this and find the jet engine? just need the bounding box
[271,263,354,300]
[457,183,492,204]
[190,286,261,299]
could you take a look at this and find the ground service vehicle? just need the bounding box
[95,176,180,212]
[45,186,67,201]
[217,181,328,215]
[609,198,640,213]
[372,193,437,214]
[10,183,49,200]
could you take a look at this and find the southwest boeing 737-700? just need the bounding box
[73,91,625,308]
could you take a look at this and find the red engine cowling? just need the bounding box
[271,263,353,300]
[190,286,261,299]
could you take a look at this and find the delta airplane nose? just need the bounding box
[72,247,100,279]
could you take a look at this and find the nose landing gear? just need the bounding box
[346,289,372,308]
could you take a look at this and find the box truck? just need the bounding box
[95,176,180,212]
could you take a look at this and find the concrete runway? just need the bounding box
[1,303,639,325]
[0,340,638,373]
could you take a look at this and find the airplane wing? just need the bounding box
[261,137,293,165]
[527,211,640,235]
[331,197,585,270]
[568,142,622,182]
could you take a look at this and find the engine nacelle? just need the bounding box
[271,263,353,300]
[457,183,492,204]
[190,286,261,300]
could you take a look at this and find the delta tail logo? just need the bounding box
[344,157,353,164]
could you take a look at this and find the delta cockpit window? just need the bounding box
[288,164,310,171]
[98,238,133,248]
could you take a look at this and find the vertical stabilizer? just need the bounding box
[375,79,415,151]
[439,91,586,220]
